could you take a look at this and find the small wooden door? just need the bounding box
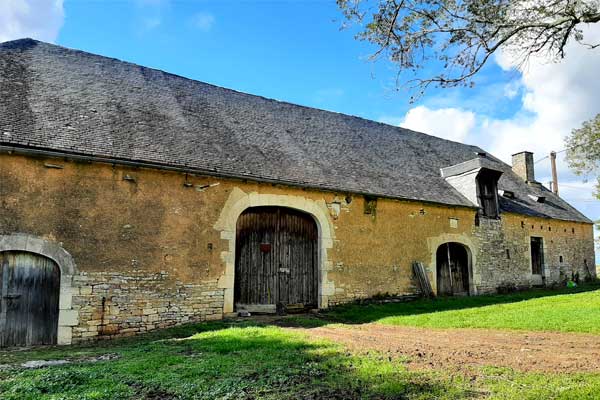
[531,237,544,276]
[436,243,470,296]
[0,252,61,347]
[235,207,318,311]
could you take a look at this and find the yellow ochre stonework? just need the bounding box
[0,153,595,343]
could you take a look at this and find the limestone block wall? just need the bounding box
[0,152,596,343]
[471,218,515,293]
[504,214,596,284]
[70,271,223,341]
[472,214,596,293]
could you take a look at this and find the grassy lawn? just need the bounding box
[1,285,600,399]
[0,323,475,400]
[328,284,600,333]
[2,321,600,400]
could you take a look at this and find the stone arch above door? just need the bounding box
[0,234,78,345]
[436,242,471,296]
[427,234,477,296]
[214,188,336,313]
[235,206,319,311]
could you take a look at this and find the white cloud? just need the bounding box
[482,26,600,163]
[503,80,521,99]
[554,180,597,200]
[383,25,600,166]
[0,0,64,43]
[381,106,475,143]
[190,12,215,32]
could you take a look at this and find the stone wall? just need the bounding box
[70,271,223,341]
[0,152,595,343]
[511,152,535,182]
[324,196,477,305]
[473,214,596,293]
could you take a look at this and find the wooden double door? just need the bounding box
[235,207,319,311]
[436,243,470,296]
[0,252,60,347]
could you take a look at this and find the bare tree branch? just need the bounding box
[338,0,600,100]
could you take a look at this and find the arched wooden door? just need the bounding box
[0,251,61,347]
[235,207,318,312]
[436,243,470,296]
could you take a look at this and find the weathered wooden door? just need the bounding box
[531,237,544,276]
[0,252,60,347]
[436,243,470,296]
[235,207,318,311]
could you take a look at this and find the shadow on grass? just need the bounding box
[3,284,600,398]
[0,325,473,400]
[0,320,247,365]
[321,282,600,325]
[6,283,596,364]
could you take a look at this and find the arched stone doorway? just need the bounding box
[235,206,319,312]
[0,234,78,346]
[213,189,336,313]
[0,251,61,347]
[436,242,471,296]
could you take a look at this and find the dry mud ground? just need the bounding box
[290,324,600,373]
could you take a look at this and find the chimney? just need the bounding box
[512,151,536,182]
[550,151,559,195]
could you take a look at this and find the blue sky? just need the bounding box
[2,0,599,260]
[58,0,521,124]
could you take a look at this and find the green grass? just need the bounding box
[0,322,474,400]
[2,321,600,399]
[327,284,600,333]
[481,367,600,400]
[2,286,600,399]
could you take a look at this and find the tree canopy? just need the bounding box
[338,0,600,98]
[565,113,600,200]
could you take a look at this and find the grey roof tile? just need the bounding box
[0,38,592,223]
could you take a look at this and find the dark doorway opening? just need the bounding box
[235,207,318,313]
[0,251,61,347]
[530,237,544,276]
[436,243,470,296]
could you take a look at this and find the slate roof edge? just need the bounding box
[4,144,594,225]
[440,157,504,178]
[500,209,594,226]
[0,143,480,211]
[529,184,593,224]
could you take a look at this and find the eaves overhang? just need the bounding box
[440,157,504,178]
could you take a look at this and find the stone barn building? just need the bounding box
[0,39,596,347]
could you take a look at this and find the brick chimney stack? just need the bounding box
[512,151,536,182]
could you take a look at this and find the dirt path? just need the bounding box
[291,324,600,373]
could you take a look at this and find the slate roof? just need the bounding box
[0,38,591,223]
